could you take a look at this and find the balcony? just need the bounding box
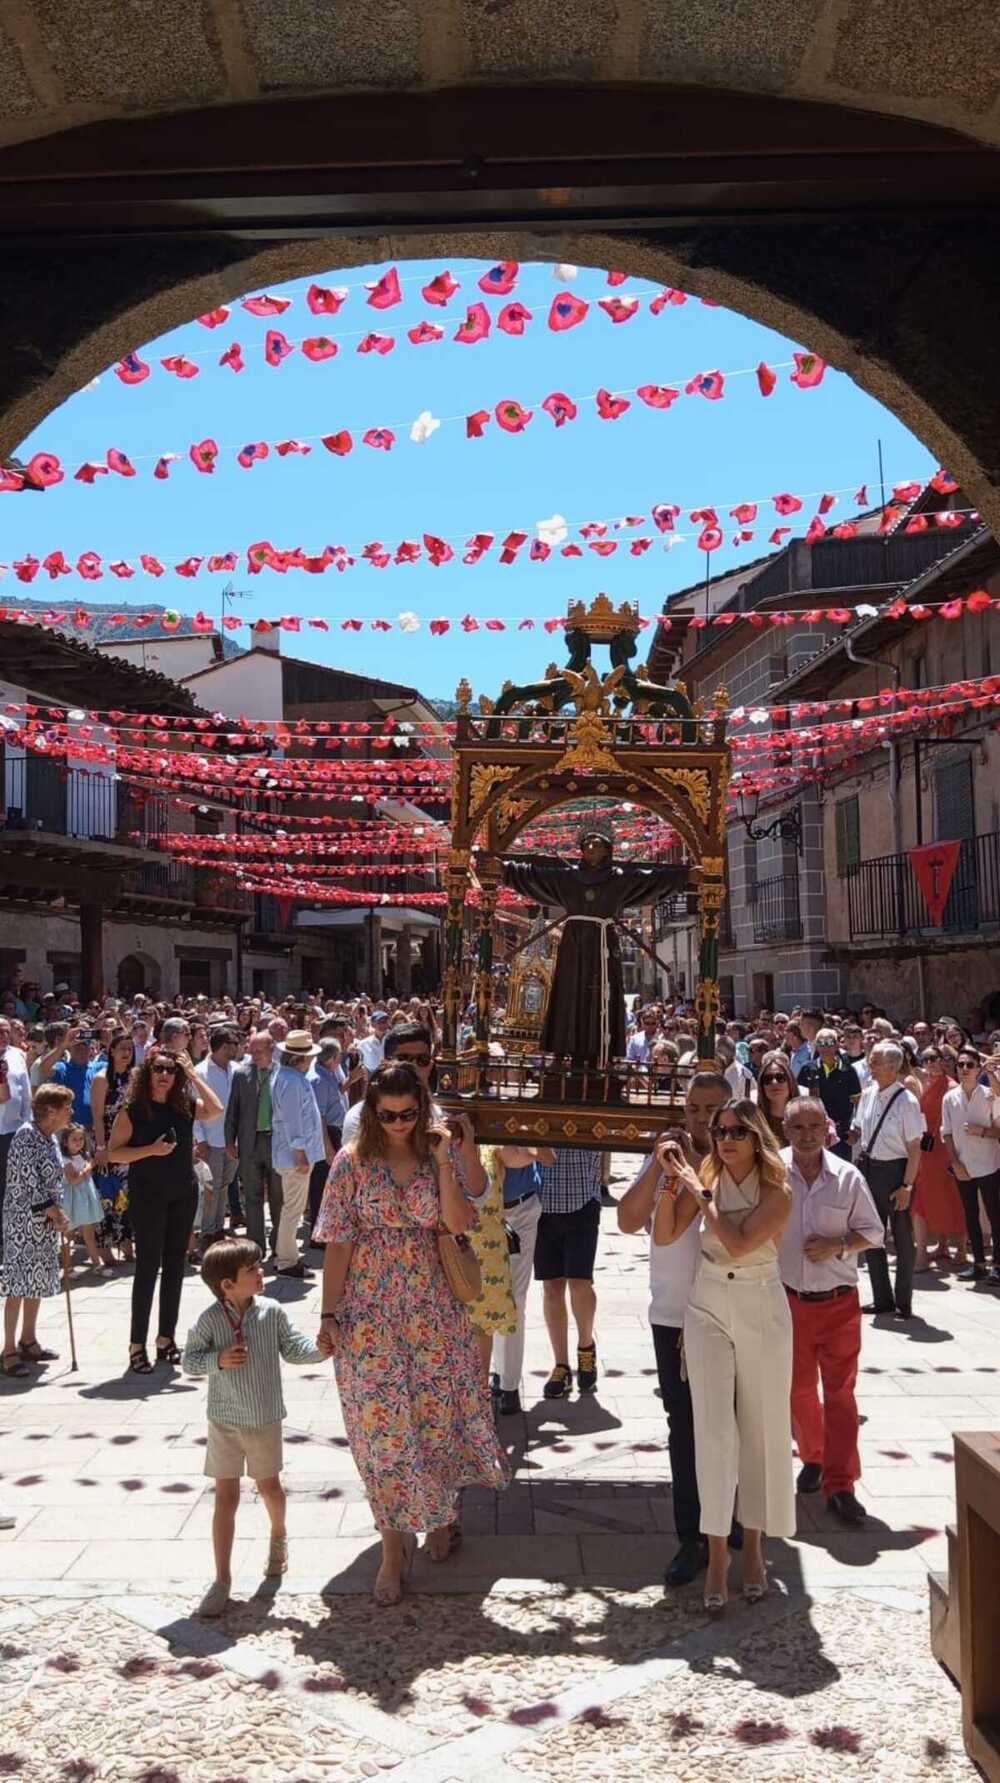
[750,873,803,943]
[847,832,1000,940]
[1,757,169,844]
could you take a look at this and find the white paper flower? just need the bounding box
[536,513,568,547]
[553,264,578,282]
[410,410,441,445]
[749,708,770,726]
[855,604,879,618]
[397,612,421,633]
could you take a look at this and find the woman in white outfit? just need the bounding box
[653,1099,794,1610]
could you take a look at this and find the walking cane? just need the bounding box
[60,1235,78,1373]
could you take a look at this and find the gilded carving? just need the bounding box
[455,678,472,714]
[656,767,711,827]
[700,856,724,878]
[496,795,533,834]
[554,710,619,776]
[469,763,518,818]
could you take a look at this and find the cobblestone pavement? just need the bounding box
[2,1153,997,1780]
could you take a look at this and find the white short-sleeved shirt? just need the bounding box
[855,1080,925,1160]
[940,1083,1000,1178]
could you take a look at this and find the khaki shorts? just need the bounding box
[205,1419,283,1480]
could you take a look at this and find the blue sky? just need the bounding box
[8,256,938,702]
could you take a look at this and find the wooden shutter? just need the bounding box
[835,796,860,876]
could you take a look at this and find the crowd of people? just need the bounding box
[2,971,999,1615]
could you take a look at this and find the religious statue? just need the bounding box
[503,819,689,1068]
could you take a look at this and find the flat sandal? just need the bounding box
[2,1351,31,1378]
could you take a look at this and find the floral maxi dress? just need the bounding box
[313,1149,508,1531]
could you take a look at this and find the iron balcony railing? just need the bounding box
[1,758,171,843]
[750,873,803,944]
[846,831,1000,939]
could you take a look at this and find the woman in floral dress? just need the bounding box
[314,1062,507,1606]
[91,1031,135,1260]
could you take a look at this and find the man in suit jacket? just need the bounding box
[225,1031,282,1257]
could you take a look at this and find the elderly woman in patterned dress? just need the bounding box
[1,1084,73,1377]
[315,1062,508,1606]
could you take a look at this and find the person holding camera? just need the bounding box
[108,1047,224,1374]
[314,1062,505,1608]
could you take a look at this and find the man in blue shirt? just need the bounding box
[306,1040,348,1235]
[48,1028,98,1129]
[271,1031,329,1279]
[789,1010,822,1081]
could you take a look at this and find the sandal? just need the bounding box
[373,1534,416,1608]
[128,1346,153,1374]
[425,1521,462,1562]
[156,1341,181,1366]
[18,1340,58,1362]
[2,1351,31,1378]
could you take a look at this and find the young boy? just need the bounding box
[182,1236,323,1617]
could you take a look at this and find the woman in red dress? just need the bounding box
[913,1047,967,1271]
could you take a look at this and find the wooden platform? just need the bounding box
[437,1054,688,1151]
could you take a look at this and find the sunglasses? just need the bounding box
[760,1074,787,1086]
[377,1106,420,1125]
[394,1053,431,1068]
[712,1121,753,1141]
[958,1058,980,1069]
[151,1063,177,1076]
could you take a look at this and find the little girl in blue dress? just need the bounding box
[60,1125,113,1275]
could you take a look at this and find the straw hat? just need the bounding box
[283,1029,321,1060]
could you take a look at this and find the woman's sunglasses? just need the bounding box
[377,1106,419,1125]
[958,1057,980,1069]
[151,1062,178,1076]
[712,1121,753,1141]
[760,1074,787,1087]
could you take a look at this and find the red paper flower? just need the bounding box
[422,271,459,306]
[462,534,494,564]
[366,267,402,309]
[936,510,965,529]
[265,330,294,367]
[499,531,528,563]
[561,544,582,558]
[321,432,353,456]
[207,553,238,573]
[773,493,803,516]
[529,540,551,562]
[685,370,725,401]
[219,342,244,373]
[580,523,607,539]
[636,385,679,410]
[541,392,578,428]
[497,301,532,336]
[408,321,444,345]
[0,467,25,491]
[106,448,136,478]
[649,288,687,313]
[589,541,617,557]
[596,389,630,420]
[371,618,392,631]
[394,541,420,564]
[479,261,519,295]
[275,439,311,456]
[13,556,39,582]
[109,561,135,578]
[697,525,723,552]
[175,557,203,578]
[892,481,921,503]
[243,293,290,316]
[307,283,346,315]
[756,361,777,397]
[629,538,652,556]
[197,308,229,328]
[429,618,451,634]
[423,534,454,566]
[140,554,164,576]
[730,503,758,524]
[454,303,491,344]
[607,270,627,287]
[651,504,680,532]
[769,527,791,545]
[904,515,929,533]
[362,428,395,451]
[237,441,270,468]
[804,517,827,544]
[466,410,490,439]
[77,552,103,580]
[966,589,992,613]
[42,551,71,578]
[790,352,826,388]
[247,542,277,573]
[940,599,963,620]
[690,506,719,527]
[930,468,958,494]
[495,399,532,433]
[853,484,868,505]
[160,355,199,379]
[547,294,588,332]
[832,522,858,539]
[190,438,218,474]
[599,297,639,324]
[25,452,64,488]
[302,336,338,361]
[115,352,150,385]
[461,615,481,632]
[357,332,395,355]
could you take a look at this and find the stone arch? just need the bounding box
[4,218,1000,539]
[116,950,160,999]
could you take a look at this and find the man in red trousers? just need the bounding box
[778,1097,884,1526]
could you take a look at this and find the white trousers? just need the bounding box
[683,1256,795,1539]
[491,1194,542,1391]
[276,1165,310,1269]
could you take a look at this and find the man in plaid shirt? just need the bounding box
[534,1148,604,1399]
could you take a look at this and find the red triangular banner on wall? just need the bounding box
[907,840,962,926]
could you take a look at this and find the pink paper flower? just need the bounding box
[366,267,402,309]
[301,336,338,361]
[495,399,532,433]
[357,333,394,355]
[106,448,136,478]
[160,355,198,379]
[197,308,229,328]
[756,362,777,397]
[243,293,290,316]
[598,297,639,324]
[408,321,444,345]
[321,432,353,456]
[541,392,578,428]
[264,330,294,367]
[115,353,150,385]
[362,428,395,451]
[189,438,218,474]
[478,262,519,295]
[637,385,678,410]
[790,352,826,388]
[497,302,533,336]
[307,284,347,315]
[548,293,588,332]
[219,342,244,373]
[454,303,491,344]
[25,452,64,488]
[685,370,725,401]
[596,389,630,420]
[422,271,459,306]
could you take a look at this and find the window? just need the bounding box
[935,758,974,841]
[835,796,860,876]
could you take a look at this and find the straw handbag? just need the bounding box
[437,1230,483,1305]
